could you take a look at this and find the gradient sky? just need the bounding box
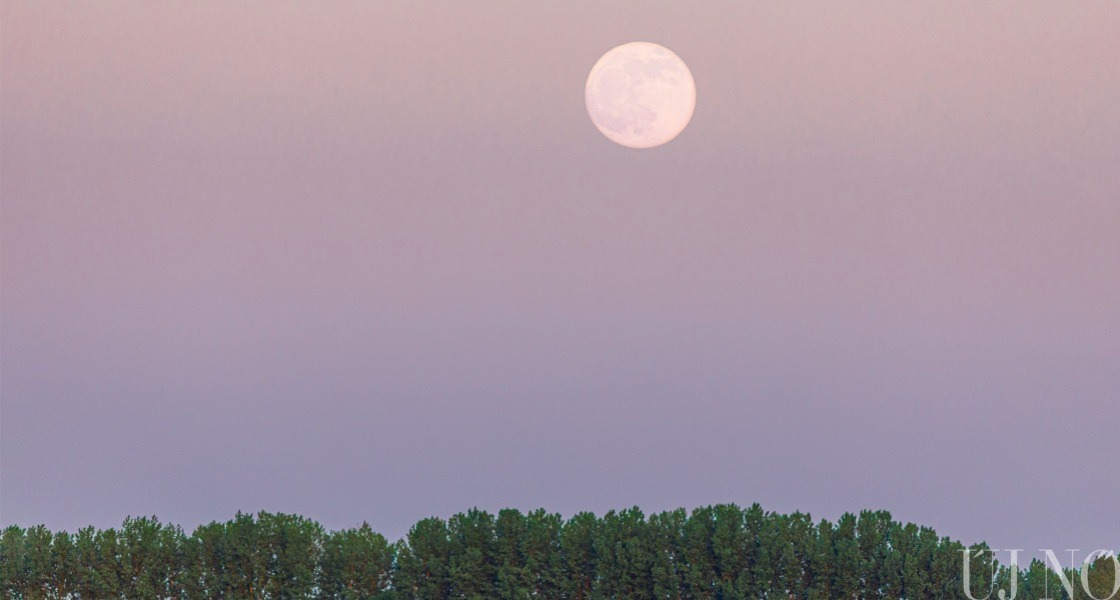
[2,1,1118,556]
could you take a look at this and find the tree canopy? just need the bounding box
[0,506,1114,599]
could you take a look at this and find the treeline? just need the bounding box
[0,505,1115,599]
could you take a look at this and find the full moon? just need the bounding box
[585,42,696,149]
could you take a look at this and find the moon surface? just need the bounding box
[585,42,696,149]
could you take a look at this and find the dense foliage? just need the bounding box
[0,506,1115,599]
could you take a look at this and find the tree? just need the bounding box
[493,509,531,600]
[927,537,966,600]
[1085,553,1120,600]
[320,522,395,599]
[560,512,599,600]
[119,515,181,599]
[175,531,205,599]
[193,520,235,598]
[395,517,452,600]
[0,505,1102,599]
[255,512,324,599]
[855,510,899,599]
[808,518,834,600]
[679,506,716,600]
[447,508,498,600]
[831,513,862,599]
[49,530,77,599]
[594,507,654,600]
[897,524,938,600]
[713,503,752,599]
[226,511,266,598]
[960,542,998,600]
[521,509,565,599]
[73,526,125,600]
[1,526,29,599]
[647,509,686,600]
[780,511,816,599]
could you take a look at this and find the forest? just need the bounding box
[1,505,1116,599]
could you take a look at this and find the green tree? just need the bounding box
[255,512,324,599]
[0,505,1102,599]
[780,511,816,599]
[927,537,966,600]
[521,509,565,599]
[960,542,998,600]
[808,518,834,600]
[21,525,54,599]
[175,531,205,599]
[830,513,861,599]
[49,530,77,600]
[1019,558,1061,600]
[227,511,266,598]
[713,503,752,599]
[647,508,686,600]
[493,509,531,600]
[119,515,181,599]
[193,519,235,598]
[74,526,125,600]
[395,517,452,600]
[1,526,29,599]
[855,510,897,598]
[447,508,498,600]
[896,523,938,600]
[560,512,599,600]
[594,507,654,600]
[679,506,716,600]
[1085,553,1120,600]
[320,522,395,599]
[751,506,784,597]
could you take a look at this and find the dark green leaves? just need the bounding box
[0,506,1103,599]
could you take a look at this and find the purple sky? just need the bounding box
[2,2,1118,555]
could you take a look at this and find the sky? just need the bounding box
[2,1,1118,557]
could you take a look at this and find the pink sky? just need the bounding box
[2,1,1118,553]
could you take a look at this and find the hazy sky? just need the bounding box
[2,2,1117,556]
